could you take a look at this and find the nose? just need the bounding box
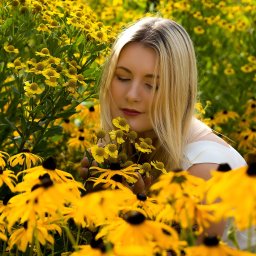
[126,80,141,102]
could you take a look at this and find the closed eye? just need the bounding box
[117,76,130,81]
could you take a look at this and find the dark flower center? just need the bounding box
[89,106,95,112]
[246,163,256,176]
[42,157,56,170]
[203,236,220,246]
[217,163,232,172]
[137,193,147,201]
[123,211,146,225]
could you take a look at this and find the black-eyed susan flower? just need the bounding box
[67,135,91,152]
[96,210,186,254]
[89,164,139,187]
[16,157,81,187]
[185,236,254,256]
[112,117,130,132]
[8,150,43,169]
[6,173,80,231]
[0,151,9,169]
[213,110,239,124]
[0,168,17,192]
[8,218,62,252]
[70,244,109,256]
[205,163,256,230]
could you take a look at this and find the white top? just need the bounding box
[182,140,250,249]
[182,140,247,170]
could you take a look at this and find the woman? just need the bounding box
[81,16,247,245]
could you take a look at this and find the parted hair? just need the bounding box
[99,16,198,169]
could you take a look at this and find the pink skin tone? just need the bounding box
[110,42,159,135]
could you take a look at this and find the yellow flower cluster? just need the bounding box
[0,149,255,255]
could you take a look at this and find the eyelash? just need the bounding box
[116,75,158,90]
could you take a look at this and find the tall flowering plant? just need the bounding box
[0,0,113,157]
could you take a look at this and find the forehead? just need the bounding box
[117,42,158,74]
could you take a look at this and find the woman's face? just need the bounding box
[110,42,159,134]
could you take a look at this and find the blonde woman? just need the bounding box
[81,17,247,244]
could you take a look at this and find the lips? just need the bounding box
[121,108,142,116]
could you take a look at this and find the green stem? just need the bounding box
[76,225,81,245]
[63,226,76,249]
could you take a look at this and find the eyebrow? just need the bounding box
[116,66,159,79]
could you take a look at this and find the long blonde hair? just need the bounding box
[99,16,198,169]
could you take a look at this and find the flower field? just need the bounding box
[0,0,255,255]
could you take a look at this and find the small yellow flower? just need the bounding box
[241,64,254,73]
[112,117,130,132]
[135,138,155,154]
[248,55,256,64]
[224,67,235,75]
[45,76,58,87]
[42,68,60,80]
[109,130,125,144]
[105,143,118,159]
[7,58,26,70]
[35,47,51,57]
[151,160,167,174]
[4,44,19,54]
[24,81,44,96]
[91,145,108,164]
[194,26,205,34]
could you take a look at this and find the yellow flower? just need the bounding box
[185,236,253,256]
[0,151,9,169]
[35,47,51,57]
[194,26,205,34]
[4,44,19,53]
[67,135,91,152]
[96,210,185,254]
[104,143,118,159]
[7,58,26,70]
[213,110,239,124]
[45,76,59,87]
[135,138,155,154]
[8,151,43,169]
[109,130,125,144]
[70,245,108,256]
[248,55,256,64]
[224,67,235,75]
[91,145,108,164]
[151,160,167,174]
[42,68,60,80]
[24,81,44,96]
[0,168,17,192]
[112,117,130,132]
[241,64,254,73]
[8,219,62,252]
[16,157,80,187]
[89,164,139,186]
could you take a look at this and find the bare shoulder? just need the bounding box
[187,163,219,180]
